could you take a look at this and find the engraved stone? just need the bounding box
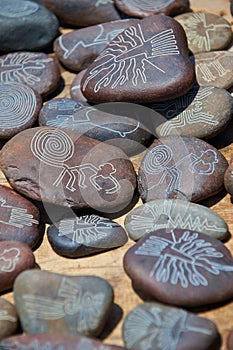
[122,302,221,350]
[123,228,233,307]
[138,136,228,202]
[0,0,59,52]
[0,82,42,139]
[0,184,43,249]
[0,298,19,341]
[114,0,190,18]
[175,12,233,54]
[54,19,138,73]
[124,199,228,241]
[14,270,114,336]
[0,127,136,213]
[81,14,195,104]
[0,52,61,97]
[71,70,88,103]
[152,85,233,139]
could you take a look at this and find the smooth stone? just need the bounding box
[14,269,114,336]
[0,127,137,213]
[70,70,88,103]
[47,214,128,258]
[0,241,35,292]
[0,0,59,52]
[0,52,61,97]
[122,302,221,350]
[54,19,139,73]
[175,12,233,54]
[114,0,190,18]
[224,157,233,196]
[191,51,233,90]
[152,85,233,139]
[138,136,228,202]
[124,199,228,241]
[0,82,42,139]
[227,328,233,350]
[0,184,43,248]
[0,298,19,340]
[123,228,233,307]
[81,14,195,104]
[0,334,126,350]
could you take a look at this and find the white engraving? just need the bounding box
[0,1,39,18]
[135,230,233,288]
[0,248,20,272]
[196,52,231,82]
[96,0,113,6]
[119,0,174,11]
[82,25,180,92]
[46,99,85,126]
[0,310,17,322]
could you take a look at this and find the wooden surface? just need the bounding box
[0,1,233,349]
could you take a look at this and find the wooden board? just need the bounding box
[0,1,233,349]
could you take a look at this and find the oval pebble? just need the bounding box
[0,298,19,341]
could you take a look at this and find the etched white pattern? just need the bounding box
[0,52,53,86]
[30,128,121,194]
[0,310,17,322]
[0,248,20,272]
[95,0,113,6]
[0,83,37,129]
[0,198,38,229]
[46,100,85,127]
[82,24,180,92]
[0,1,39,18]
[121,0,174,11]
[196,53,231,82]
[6,340,65,350]
[135,230,233,288]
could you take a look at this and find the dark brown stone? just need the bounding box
[123,228,233,307]
[70,70,88,103]
[81,14,195,104]
[0,298,19,341]
[138,136,228,202]
[224,157,233,196]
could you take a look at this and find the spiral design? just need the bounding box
[0,83,37,130]
[126,0,173,11]
[144,144,173,174]
[30,128,74,167]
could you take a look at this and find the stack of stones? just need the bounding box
[0,0,232,349]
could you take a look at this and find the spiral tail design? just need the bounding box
[144,144,173,174]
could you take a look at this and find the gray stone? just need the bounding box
[0,298,19,341]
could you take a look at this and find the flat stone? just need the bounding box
[175,12,233,54]
[152,85,233,139]
[191,51,233,89]
[122,302,221,350]
[70,70,88,103]
[0,334,126,350]
[123,228,233,307]
[0,298,19,341]
[224,157,233,196]
[54,19,138,73]
[138,136,228,202]
[0,82,42,139]
[124,199,228,241]
[0,52,61,97]
[0,184,43,248]
[81,14,195,104]
[0,241,35,292]
[14,270,114,336]
[0,0,59,52]
[114,0,190,18]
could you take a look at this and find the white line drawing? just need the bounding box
[0,310,17,322]
[121,0,174,11]
[144,144,219,196]
[82,25,180,92]
[30,128,121,194]
[0,83,37,129]
[95,0,113,6]
[0,198,39,229]
[0,1,39,18]
[196,52,231,82]
[135,230,233,288]
[46,100,85,126]
[0,52,53,86]
[124,305,212,350]
[8,340,65,350]
[0,248,20,273]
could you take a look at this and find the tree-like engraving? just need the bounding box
[82,24,180,92]
[120,0,174,11]
[195,52,231,82]
[0,248,20,273]
[135,230,233,288]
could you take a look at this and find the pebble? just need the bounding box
[14,270,114,336]
[224,157,233,196]
[138,136,228,202]
[114,0,190,18]
[47,214,128,258]
[0,127,137,213]
[70,70,88,102]
[0,0,59,52]
[0,240,35,292]
[54,19,139,73]
[81,14,195,104]
[122,302,221,350]
[0,52,61,97]
[152,85,233,139]
[123,228,233,307]
[191,51,233,90]
[0,184,43,249]
[0,82,42,139]
[124,198,228,241]
[175,12,233,54]
[0,298,19,341]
